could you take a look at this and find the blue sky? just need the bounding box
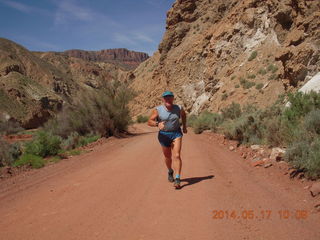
[0,0,175,56]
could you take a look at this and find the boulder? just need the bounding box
[264,163,273,168]
[310,182,320,197]
[299,72,320,94]
[250,145,261,151]
[251,160,265,167]
[229,146,235,151]
[315,203,320,212]
[270,147,286,161]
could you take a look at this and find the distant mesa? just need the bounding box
[62,49,149,70]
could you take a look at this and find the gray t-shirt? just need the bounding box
[156,104,182,131]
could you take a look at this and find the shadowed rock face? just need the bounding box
[63,49,149,70]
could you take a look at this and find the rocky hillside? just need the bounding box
[0,38,143,128]
[63,49,149,70]
[128,0,320,117]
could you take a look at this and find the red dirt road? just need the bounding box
[0,124,319,240]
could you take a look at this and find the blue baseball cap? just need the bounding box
[162,91,174,97]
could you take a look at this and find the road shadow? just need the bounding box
[120,131,157,138]
[180,175,214,189]
[114,129,157,138]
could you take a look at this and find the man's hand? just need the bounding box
[158,121,166,130]
[183,126,188,134]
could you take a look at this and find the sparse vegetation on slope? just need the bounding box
[0,38,145,129]
[0,80,136,170]
[248,51,258,61]
[45,80,136,138]
[0,139,22,167]
[188,91,320,179]
[136,115,149,123]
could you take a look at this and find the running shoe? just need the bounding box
[168,169,174,182]
[174,178,181,189]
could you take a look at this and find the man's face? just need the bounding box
[163,96,174,105]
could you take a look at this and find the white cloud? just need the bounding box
[0,0,162,55]
[113,31,155,47]
[0,0,51,15]
[1,0,32,13]
[53,0,120,28]
[54,0,93,25]
[113,33,137,46]
[132,32,155,43]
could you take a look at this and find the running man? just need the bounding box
[148,91,187,189]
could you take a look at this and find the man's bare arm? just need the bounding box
[148,108,159,127]
[181,108,187,129]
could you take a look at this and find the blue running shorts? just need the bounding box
[158,128,183,147]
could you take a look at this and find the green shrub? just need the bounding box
[255,83,264,90]
[137,115,149,123]
[304,109,320,134]
[222,104,265,145]
[0,139,22,167]
[267,64,278,73]
[59,132,100,151]
[48,156,62,163]
[8,142,22,161]
[231,76,236,80]
[235,84,240,88]
[304,139,320,179]
[187,114,197,127]
[268,73,278,80]
[239,77,246,85]
[67,149,82,156]
[222,114,263,145]
[263,117,284,146]
[221,102,242,120]
[221,103,283,145]
[248,51,258,61]
[243,81,256,89]
[282,91,320,178]
[25,131,62,157]
[61,132,80,150]
[78,135,100,147]
[285,138,320,179]
[0,138,13,167]
[0,120,24,135]
[239,78,255,89]
[190,111,223,134]
[188,91,320,178]
[45,80,136,138]
[221,93,228,100]
[13,153,45,169]
[258,68,267,75]
[247,74,256,79]
[283,91,320,125]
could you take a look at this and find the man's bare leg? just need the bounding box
[161,146,174,182]
[161,146,172,170]
[172,137,182,187]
